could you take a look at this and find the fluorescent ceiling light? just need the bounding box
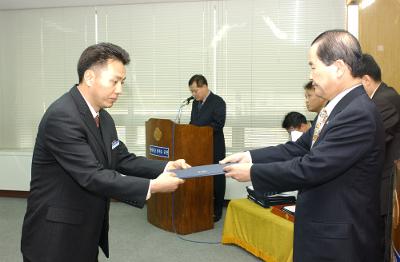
[262,16,288,40]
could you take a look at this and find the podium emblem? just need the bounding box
[153,127,162,141]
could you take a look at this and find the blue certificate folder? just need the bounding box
[172,164,231,179]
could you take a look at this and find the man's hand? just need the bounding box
[165,159,191,171]
[220,151,251,164]
[150,172,184,193]
[224,163,253,182]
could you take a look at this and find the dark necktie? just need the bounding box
[198,101,203,111]
[94,115,100,128]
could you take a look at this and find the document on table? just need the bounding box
[282,205,296,215]
[172,163,231,179]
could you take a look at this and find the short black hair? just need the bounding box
[303,80,314,90]
[360,53,382,82]
[312,29,363,78]
[77,42,130,83]
[282,112,307,129]
[188,74,208,87]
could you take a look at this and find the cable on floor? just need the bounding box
[171,192,221,244]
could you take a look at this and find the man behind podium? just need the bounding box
[21,43,187,262]
[281,112,310,142]
[188,74,226,222]
[282,112,310,132]
[222,30,385,261]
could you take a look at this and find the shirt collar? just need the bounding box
[370,82,382,98]
[202,90,211,104]
[324,84,360,116]
[79,89,99,118]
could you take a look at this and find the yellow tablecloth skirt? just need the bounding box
[222,198,293,262]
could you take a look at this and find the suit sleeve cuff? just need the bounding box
[146,180,153,200]
[245,151,253,163]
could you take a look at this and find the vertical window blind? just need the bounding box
[0,0,345,155]
[213,0,345,152]
[0,7,95,149]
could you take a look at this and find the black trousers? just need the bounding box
[382,171,395,262]
[382,213,392,262]
[23,255,98,262]
[213,174,226,217]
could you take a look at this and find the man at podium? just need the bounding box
[188,74,226,222]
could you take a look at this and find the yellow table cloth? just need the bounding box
[222,198,293,262]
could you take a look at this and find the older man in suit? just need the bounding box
[21,43,187,262]
[221,30,385,261]
[360,53,400,262]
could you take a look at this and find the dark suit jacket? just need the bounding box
[249,86,384,262]
[190,92,226,163]
[21,85,166,262]
[372,83,400,214]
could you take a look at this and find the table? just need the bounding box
[222,198,294,262]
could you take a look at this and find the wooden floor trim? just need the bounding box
[0,190,29,198]
[0,192,233,202]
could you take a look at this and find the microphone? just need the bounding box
[183,96,194,105]
[176,96,194,123]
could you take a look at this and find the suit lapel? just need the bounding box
[69,85,108,161]
[198,91,214,115]
[202,92,214,110]
[372,82,385,101]
[315,86,366,146]
[329,85,365,118]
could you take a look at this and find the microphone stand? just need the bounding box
[175,99,191,124]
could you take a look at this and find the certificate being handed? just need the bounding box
[172,163,231,179]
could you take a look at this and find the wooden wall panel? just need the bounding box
[359,0,400,92]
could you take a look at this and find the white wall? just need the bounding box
[0,151,31,191]
[225,179,251,199]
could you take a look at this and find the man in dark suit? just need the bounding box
[188,74,226,222]
[360,53,400,262]
[221,30,385,261]
[21,43,187,262]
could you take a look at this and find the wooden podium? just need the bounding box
[145,118,214,234]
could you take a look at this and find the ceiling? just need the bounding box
[0,0,202,10]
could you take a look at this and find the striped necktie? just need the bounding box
[312,108,328,147]
[94,115,100,128]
